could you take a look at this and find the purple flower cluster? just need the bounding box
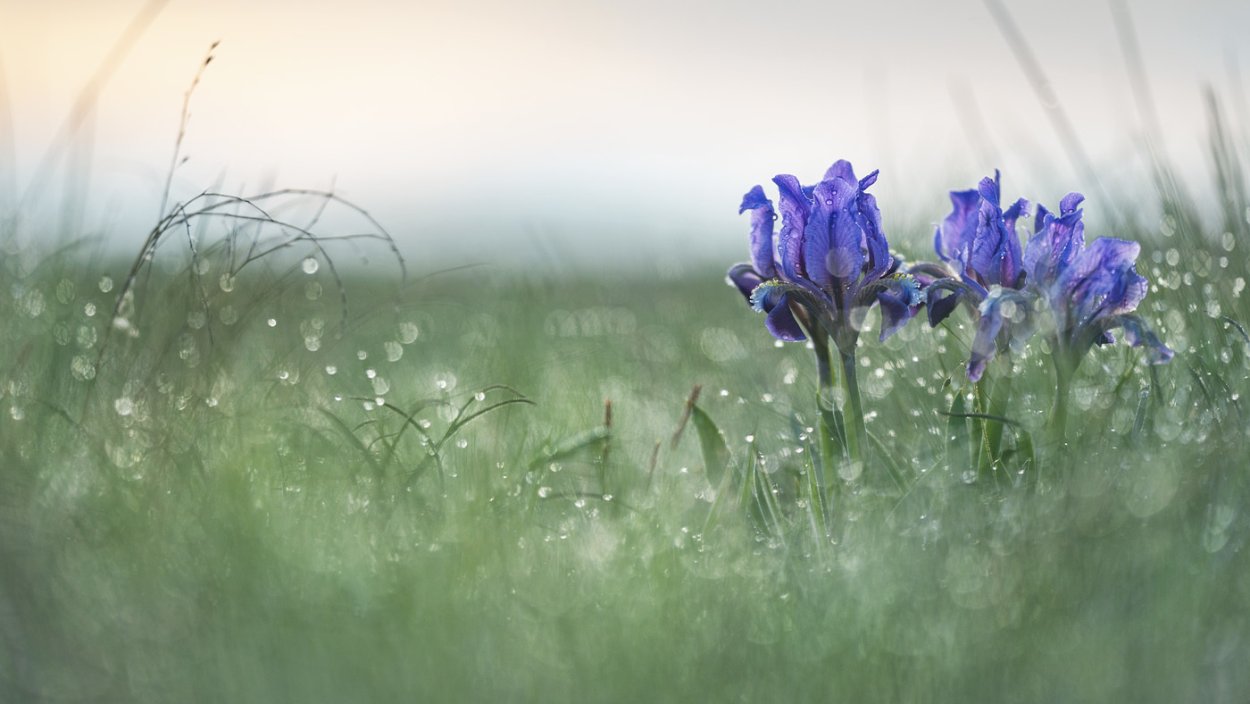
[924,172,1173,381]
[728,161,1172,387]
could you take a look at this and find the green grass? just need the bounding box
[2,199,1248,701]
[2,79,1249,700]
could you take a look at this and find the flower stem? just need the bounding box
[1048,359,1073,448]
[812,335,843,481]
[839,349,865,467]
[978,368,1013,478]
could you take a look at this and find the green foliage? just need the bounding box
[3,100,1250,703]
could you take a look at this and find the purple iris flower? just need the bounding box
[933,171,1028,292]
[727,160,920,352]
[922,172,1033,380]
[1022,198,1174,370]
[921,172,1173,382]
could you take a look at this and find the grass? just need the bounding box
[2,17,1249,699]
[2,141,1249,701]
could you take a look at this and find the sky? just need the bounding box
[2,0,1248,269]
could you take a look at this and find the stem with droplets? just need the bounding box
[1049,353,1075,448]
[807,322,843,488]
[839,348,866,469]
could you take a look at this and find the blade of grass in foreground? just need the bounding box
[689,403,731,487]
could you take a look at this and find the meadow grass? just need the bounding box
[2,24,1250,696]
[2,133,1249,702]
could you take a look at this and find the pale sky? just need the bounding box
[2,0,1248,268]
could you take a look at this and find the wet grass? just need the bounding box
[2,162,1249,701]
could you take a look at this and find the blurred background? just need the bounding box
[2,0,1248,268]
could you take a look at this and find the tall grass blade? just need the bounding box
[688,404,731,486]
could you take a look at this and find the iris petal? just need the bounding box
[1024,196,1085,288]
[1115,314,1175,363]
[822,159,859,184]
[802,179,838,288]
[1059,192,1085,214]
[739,185,776,278]
[727,263,764,303]
[874,276,921,342]
[859,190,893,284]
[747,282,808,342]
[935,189,981,263]
[765,301,807,341]
[968,193,1025,288]
[924,281,966,327]
[772,174,810,281]
[968,302,1005,383]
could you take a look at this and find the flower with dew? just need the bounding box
[920,171,1033,382]
[919,172,1173,440]
[727,159,920,466]
[728,160,920,350]
[1020,194,1173,434]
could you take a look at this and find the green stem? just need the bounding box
[839,349,865,467]
[812,335,842,481]
[1049,359,1073,448]
[978,368,1013,478]
[973,378,989,473]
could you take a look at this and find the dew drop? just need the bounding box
[98,276,114,293]
[371,376,390,395]
[399,322,420,344]
[71,356,96,381]
[302,257,320,275]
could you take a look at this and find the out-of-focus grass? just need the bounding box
[2,101,1250,703]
